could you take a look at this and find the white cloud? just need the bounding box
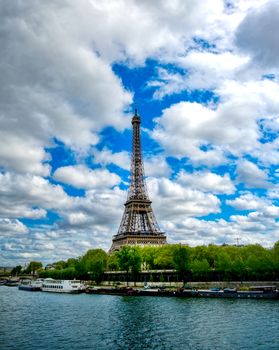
[162,214,279,248]
[2,0,279,265]
[152,51,248,94]
[92,148,130,170]
[235,0,279,70]
[151,79,279,166]
[147,177,221,220]
[177,171,235,194]
[92,148,171,177]
[147,68,189,100]
[226,192,269,210]
[54,165,121,189]
[144,156,172,177]
[268,185,279,199]
[152,101,219,159]
[184,51,249,89]
[0,219,28,236]
[0,135,51,176]
[0,0,132,177]
[236,159,270,188]
[62,186,126,228]
[86,0,224,62]
[0,172,72,219]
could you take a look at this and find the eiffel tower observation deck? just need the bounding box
[110,109,167,252]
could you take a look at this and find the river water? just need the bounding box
[1,286,278,350]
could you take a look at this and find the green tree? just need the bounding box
[154,245,175,269]
[107,252,119,271]
[216,252,232,281]
[116,246,141,285]
[53,260,67,270]
[78,249,108,284]
[11,265,22,276]
[190,259,210,281]
[191,246,208,261]
[172,245,190,282]
[204,244,220,268]
[26,261,43,277]
[140,246,157,270]
[272,241,279,271]
[66,258,79,268]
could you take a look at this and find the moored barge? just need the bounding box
[85,285,279,299]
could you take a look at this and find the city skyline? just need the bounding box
[1,0,279,265]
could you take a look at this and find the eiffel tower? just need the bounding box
[110,109,167,252]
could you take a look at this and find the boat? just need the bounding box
[138,287,174,297]
[5,278,20,287]
[18,279,42,291]
[195,286,279,299]
[84,285,279,300]
[85,286,138,296]
[41,279,86,293]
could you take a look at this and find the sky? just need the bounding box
[1,0,279,266]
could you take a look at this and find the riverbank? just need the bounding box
[101,280,279,290]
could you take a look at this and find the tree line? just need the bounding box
[26,241,279,283]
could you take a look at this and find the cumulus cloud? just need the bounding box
[163,214,279,248]
[179,51,248,90]
[152,79,279,165]
[235,0,279,70]
[0,0,132,177]
[92,147,172,178]
[149,52,248,98]
[0,184,127,265]
[85,0,224,62]
[226,192,270,210]
[0,219,28,236]
[53,165,121,189]
[0,172,72,219]
[1,0,279,265]
[92,148,130,171]
[177,171,235,194]
[147,177,221,220]
[144,156,172,177]
[236,160,270,188]
[62,186,126,228]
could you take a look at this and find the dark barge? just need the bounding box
[176,286,279,299]
[85,285,279,299]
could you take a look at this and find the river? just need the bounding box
[0,286,278,349]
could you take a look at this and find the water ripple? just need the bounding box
[0,287,278,350]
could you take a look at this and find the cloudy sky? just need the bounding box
[1,0,279,266]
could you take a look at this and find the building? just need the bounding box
[110,109,166,252]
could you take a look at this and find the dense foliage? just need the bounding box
[37,242,279,283]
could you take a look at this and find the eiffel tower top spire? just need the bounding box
[127,109,149,201]
[110,109,166,252]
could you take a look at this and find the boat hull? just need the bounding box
[41,288,83,294]
[85,287,137,296]
[18,285,41,291]
[85,287,279,299]
[5,282,19,287]
[195,290,279,299]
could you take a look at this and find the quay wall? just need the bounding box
[101,280,279,289]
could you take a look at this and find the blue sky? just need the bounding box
[0,0,279,266]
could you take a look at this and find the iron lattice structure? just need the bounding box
[110,110,166,252]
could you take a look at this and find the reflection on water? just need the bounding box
[1,286,278,349]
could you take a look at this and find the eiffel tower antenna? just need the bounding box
[110,109,166,252]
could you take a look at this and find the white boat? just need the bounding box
[18,279,43,291]
[41,278,85,293]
